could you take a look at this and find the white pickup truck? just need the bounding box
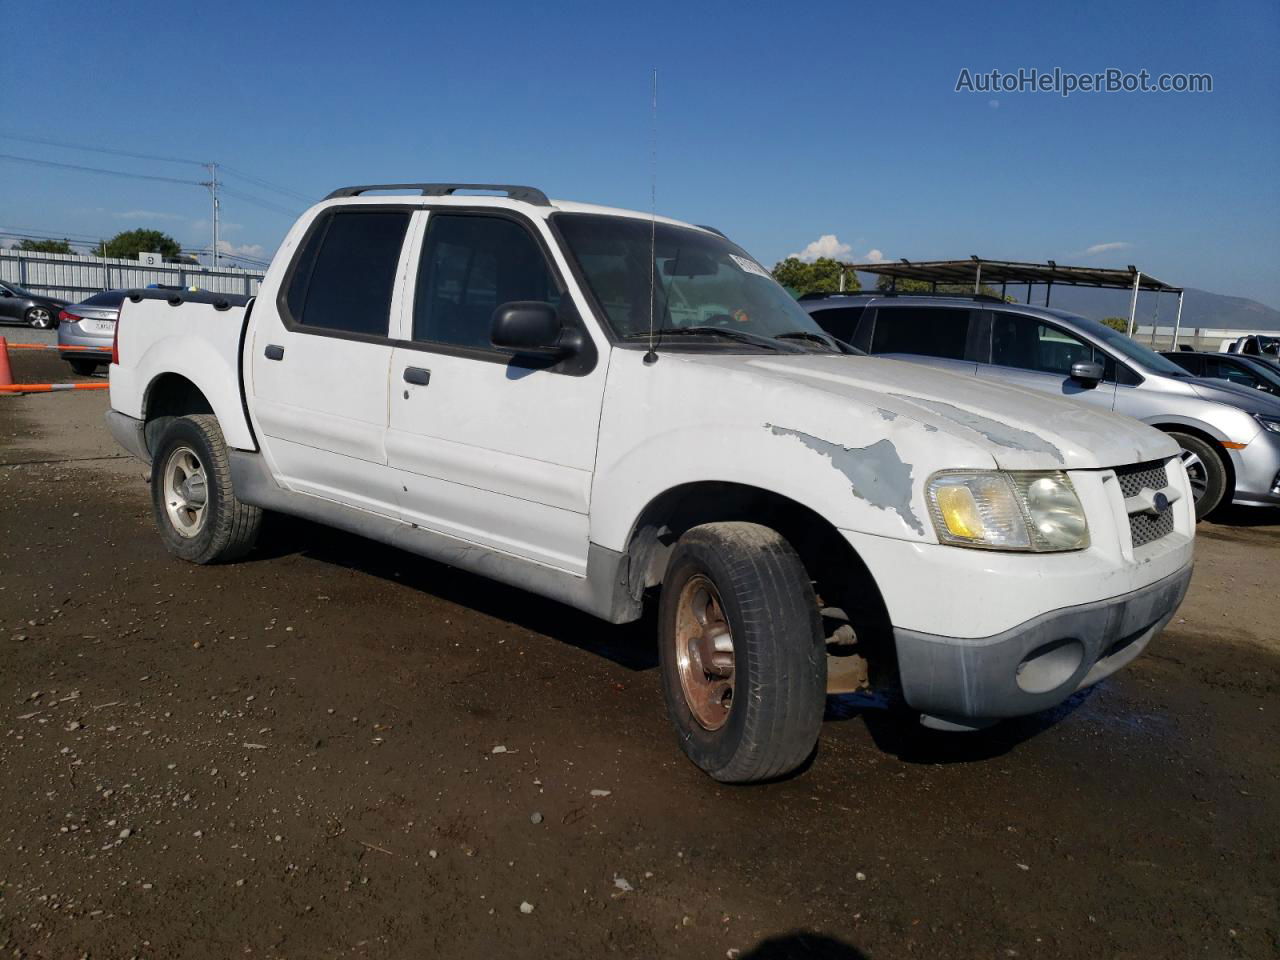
[106,183,1195,782]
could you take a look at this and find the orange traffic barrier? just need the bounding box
[0,337,11,386]
[0,382,109,393]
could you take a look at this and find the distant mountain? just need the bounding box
[1004,285,1280,332]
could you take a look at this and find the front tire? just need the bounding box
[150,414,262,564]
[1168,431,1228,519]
[26,306,54,329]
[658,522,826,783]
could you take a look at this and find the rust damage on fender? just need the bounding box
[766,424,924,535]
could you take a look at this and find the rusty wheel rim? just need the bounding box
[674,574,736,731]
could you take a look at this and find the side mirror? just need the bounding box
[491,301,576,358]
[1069,360,1105,387]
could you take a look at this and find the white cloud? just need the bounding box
[1082,241,1131,256]
[217,240,266,258]
[115,209,187,222]
[787,234,852,262]
[864,248,885,263]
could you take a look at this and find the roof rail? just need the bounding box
[800,290,1007,304]
[324,183,550,205]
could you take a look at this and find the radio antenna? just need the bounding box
[643,67,660,365]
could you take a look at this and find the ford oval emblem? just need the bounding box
[1153,492,1171,514]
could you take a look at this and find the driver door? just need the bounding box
[385,210,607,575]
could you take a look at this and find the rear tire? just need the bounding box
[658,522,826,783]
[68,359,100,377]
[150,414,261,564]
[1168,431,1228,520]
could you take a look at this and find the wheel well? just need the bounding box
[142,374,214,456]
[624,481,896,682]
[1152,422,1236,498]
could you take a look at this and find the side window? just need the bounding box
[1205,358,1261,388]
[871,307,972,360]
[991,314,1094,375]
[412,214,559,348]
[284,209,411,336]
[809,306,865,344]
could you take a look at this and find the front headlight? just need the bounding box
[1255,414,1280,435]
[927,471,1089,552]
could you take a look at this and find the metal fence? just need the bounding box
[0,249,264,301]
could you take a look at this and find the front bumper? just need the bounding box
[1230,431,1280,506]
[894,562,1193,727]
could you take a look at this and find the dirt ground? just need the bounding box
[2,349,1277,960]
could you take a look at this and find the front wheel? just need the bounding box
[150,414,262,564]
[26,306,54,329]
[658,522,826,783]
[1168,431,1228,520]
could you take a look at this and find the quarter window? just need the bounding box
[284,209,411,336]
[412,214,559,348]
[810,306,866,345]
[871,307,973,360]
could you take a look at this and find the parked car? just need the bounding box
[106,183,1194,781]
[58,290,126,375]
[804,293,1280,518]
[1225,334,1280,358]
[0,281,68,329]
[1162,351,1280,397]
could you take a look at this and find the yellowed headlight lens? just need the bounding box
[935,485,985,539]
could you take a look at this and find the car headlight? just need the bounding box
[1256,414,1280,435]
[927,471,1089,552]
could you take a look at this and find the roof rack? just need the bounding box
[324,183,550,205]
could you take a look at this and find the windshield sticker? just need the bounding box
[729,254,773,280]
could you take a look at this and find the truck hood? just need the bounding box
[697,353,1177,470]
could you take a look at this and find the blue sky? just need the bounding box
[3,0,1277,305]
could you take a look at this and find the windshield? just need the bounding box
[1238,356,1280,388]
[1068,314,1192,376]
[555,214,833,347]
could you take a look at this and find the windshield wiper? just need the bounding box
[631,326,804,353]
[774,330,843,353]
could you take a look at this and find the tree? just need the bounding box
[97,229,181,260]
[771,258,860,296]
[874,275,1009,300]
[1101,316,1130,334]
[16,237,73,254]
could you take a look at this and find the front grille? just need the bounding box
[1114,460,1168,499]
[1114,460,1175,549]
[1129,509,1175,548]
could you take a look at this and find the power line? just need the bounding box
[220,186,301,219]
[220,164,315,204]
[0,133,207,167]
[0,153,206,187]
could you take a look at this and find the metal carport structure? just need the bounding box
[841,257,1187,347]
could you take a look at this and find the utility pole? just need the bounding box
[204,162,221,271]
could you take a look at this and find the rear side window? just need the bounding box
[871,306,972,360]
[412,214,559,348]
[991,313,1095,375]
[284,209,411,336]
[809,306,865,345]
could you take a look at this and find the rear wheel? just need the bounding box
[1168,431,1228,519]
[68,359,100,377]
[26,306,54,329]
[658,522,825,783]
[150,414,262,564]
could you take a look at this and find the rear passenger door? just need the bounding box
[866,305,980,376]
[385,210,606,575]
[248,206,414,516]
[977,312,1117,409]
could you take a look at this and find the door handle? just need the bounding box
[403,366,431,386]
[264,344,285,361]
